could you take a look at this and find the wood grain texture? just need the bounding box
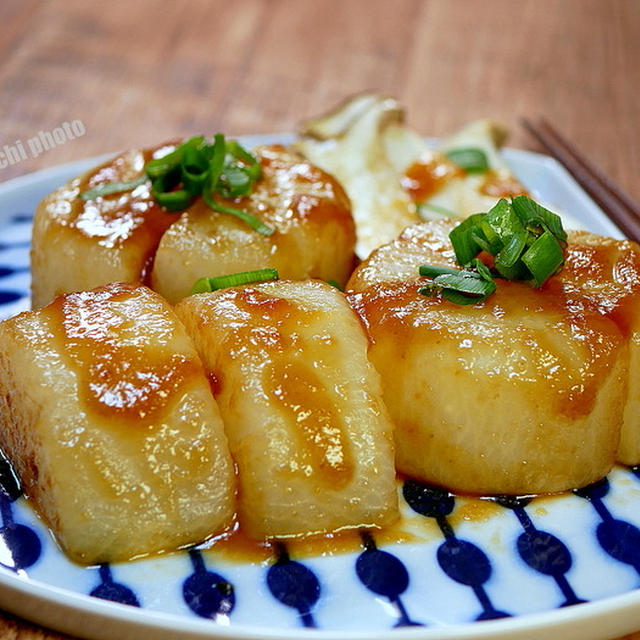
[0,0,639,638]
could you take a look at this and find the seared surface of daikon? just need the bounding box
[31,145,177,309]
[557,230,640,465]
[152,145,356,303]
[347,220,628,495]
[0,282,235,564]
[175,280,398,539]
[32,143,356,309]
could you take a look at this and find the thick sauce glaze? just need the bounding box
[175,280,398,539]
[225,287,355,487]
[248,145,353,232]
[346,219,629,494]
[348,276,622,419]
[151,145,356,303]
[401,152,463,202]
[479,170,528,198]
[50,282,201,424]
[560,231,640,337]
[53,145,178,250]
[266,360,353,489]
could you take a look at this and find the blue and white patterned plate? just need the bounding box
[0,136,639,640]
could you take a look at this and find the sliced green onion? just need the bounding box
[152,188,193,212]
[419,261,496,305]
[484,198,523,239]
[441,288,489,306]
[431,195,568,305]
[206,200,274,236]
[206,133,227,193]
[511,195,567,242]
[151,167,194,212]
[145,136,205,178]
[419,264,462,278]
[448,213,485,265]
[445,147,489,173]
[432,271,496,297]
[472,219,503,255]
[80,176,147,200]
[495,230,527,268]
[80,132,267,234]
[225,139,259,166]
[521,231,565,287]
[471,258,495,285]
[181,146,210,194]
[494,230,530,279]
[219,165,252,198]
[190,268,279,295]
[225,140,262,181]
[326,279,343,290]
[417,202,456,219]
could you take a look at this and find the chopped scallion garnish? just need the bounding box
[521,231,565,287]
[417,202,456,219]
[145,136,204,179]
[445,147,489,173]
[419,195,567,305]
[511,195,567,242]
[419,260,496,306]
[79,176,147,200]
[79,133,271,235]
[205,200,275,236]
[190,268,279,295]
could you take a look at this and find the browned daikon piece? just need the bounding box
[175,280,398,538]
[0,282,235,563]
[152,145,356,303]
[31,144,178,308]
[347,220,627,495]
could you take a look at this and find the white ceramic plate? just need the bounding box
[0,136,638,640]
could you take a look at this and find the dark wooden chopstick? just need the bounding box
[521,116,640,243]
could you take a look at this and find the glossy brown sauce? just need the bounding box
[561,237,640,338]
[207,371,223,396]
[50,283,201,424]
[198,481,436,565]
[448,497,504,527]
[218,145,354,236]
[227,286,355,487]
[265,360,354,488]
[71,145,177,250]
[401,153,464,202]
[479,170,528,198]
[349,273,624,419]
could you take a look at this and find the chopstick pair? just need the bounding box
[521,117,640,243]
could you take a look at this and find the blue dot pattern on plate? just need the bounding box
[0,451,41,572]
[574,478,640,574]
[183,550,235,620]
[266,543,320,628]
[3,210,640,632]
[403,480,510,621]
[496,496,586,606]
[90,564,140,607]
[0,212,32,317]
[356,531,421,627]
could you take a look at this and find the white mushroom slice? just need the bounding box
[295,95,419,259]
[295,94,533,259]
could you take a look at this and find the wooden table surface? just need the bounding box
[0,0,639,638]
